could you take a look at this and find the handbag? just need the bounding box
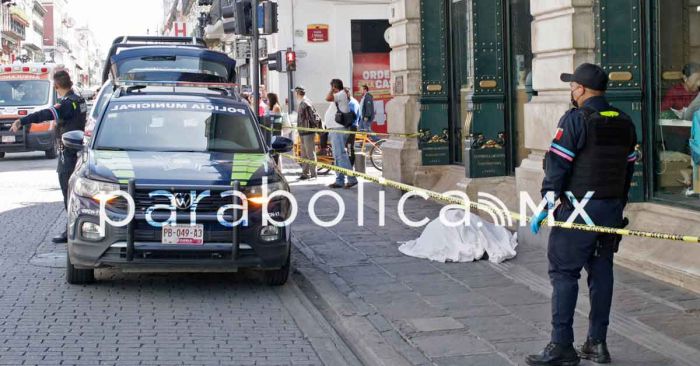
[334,102,356,128]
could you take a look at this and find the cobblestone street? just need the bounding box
[0,153,339,366]
[3,152,700,366]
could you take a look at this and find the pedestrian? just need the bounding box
[324,79,358,189]
[10,70,87,244]
[267,93,282,115]
[294,86,322,180]
[241,92,253,110]
[346,87,361,167]
[359,84,375,132]
[526,63,637,366]
[258,88,269,117]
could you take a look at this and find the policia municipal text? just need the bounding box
[10,70,87,243]
[526,64,637,366]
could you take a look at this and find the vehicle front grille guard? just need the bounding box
[124,179,242,262]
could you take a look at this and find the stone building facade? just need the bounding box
[386,0,700,292]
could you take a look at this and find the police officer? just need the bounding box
[10,70,87,243]
[526,63,637,366]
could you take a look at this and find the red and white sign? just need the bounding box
[307,24,329,43]
[352,53,392,134]
[173,22,188,37]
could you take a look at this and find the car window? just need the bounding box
[0,80,50,106]
[90,82,112,120]
[94,101,261,153]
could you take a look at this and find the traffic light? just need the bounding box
[222,0,252,36]
[267,51,283,72]
[286,49,296,72]
[262,1,278,35]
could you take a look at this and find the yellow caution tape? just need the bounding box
[281,153,700,244]
[259,123,422,138]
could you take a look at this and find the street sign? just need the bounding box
[258,38,267,58]
[307,24,329,42]
[235,40,251,59]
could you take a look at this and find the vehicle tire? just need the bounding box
[45,144,58,159]
[370,139,385,171]
[0,152,5,159]
[264,248,290,286]
[66,253,95,285]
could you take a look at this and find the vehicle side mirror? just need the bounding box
[270,136,293,153]
[62,130,85,151]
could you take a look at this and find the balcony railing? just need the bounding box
[2,17,26,40]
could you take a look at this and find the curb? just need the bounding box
[293,263,414,366]
[276,276,363,366]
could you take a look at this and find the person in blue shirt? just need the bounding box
[526,64,637,366]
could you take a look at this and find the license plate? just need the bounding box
[162,224,204,245]
[1,135,15,143]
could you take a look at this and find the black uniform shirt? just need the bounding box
[19,90,86,134]
[541,96,637,201]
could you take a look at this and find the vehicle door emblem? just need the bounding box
[174,193,193,210]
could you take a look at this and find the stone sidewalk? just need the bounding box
[285,165,700,366]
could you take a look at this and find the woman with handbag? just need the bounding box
[324,79,358,189]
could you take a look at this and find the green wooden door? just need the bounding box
[418,0,450,165]
[466,0,507,177]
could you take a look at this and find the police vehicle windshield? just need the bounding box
[0,80,50,106]
[94,101,262,153]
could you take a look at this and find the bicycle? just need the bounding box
[293,131,385,174]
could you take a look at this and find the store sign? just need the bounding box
[352,53,391,134]
[307,24,329,42]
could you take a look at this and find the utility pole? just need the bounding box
[251,0,260,117]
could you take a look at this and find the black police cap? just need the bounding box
[560,63,609,91]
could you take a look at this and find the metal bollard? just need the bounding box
[354,152,366,173]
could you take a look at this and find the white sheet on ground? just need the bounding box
[398,209,518,264]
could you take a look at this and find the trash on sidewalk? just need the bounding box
[398,209,518,264]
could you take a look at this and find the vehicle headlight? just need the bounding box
[73,176,120,201]
[246,181,286,205]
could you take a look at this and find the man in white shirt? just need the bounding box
[324,78,358,189]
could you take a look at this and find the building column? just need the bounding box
[384,0,422,184]
[516,0,595,243]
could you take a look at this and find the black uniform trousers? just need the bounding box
[57,149,78,210]
[548,198,624,345]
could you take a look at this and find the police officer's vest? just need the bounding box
[565,107,635,199]
[59,92,87,136]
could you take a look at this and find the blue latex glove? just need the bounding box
[530,210,548,235]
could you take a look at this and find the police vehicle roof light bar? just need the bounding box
[114,80,241,99]
[110,36,206,46]
[114,80,238,88]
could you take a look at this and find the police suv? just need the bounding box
[61,80,294,285]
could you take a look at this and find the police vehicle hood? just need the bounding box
[86,150,278,187]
